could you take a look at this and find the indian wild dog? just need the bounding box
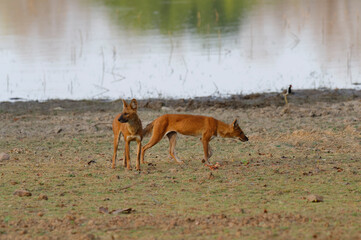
[112,99,143,170]
[141,114,248,164]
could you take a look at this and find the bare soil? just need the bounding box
[0,89,360,239]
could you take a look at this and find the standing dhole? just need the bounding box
[141,114,248,164]
[112,99,143,171]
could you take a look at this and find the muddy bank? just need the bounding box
[1,89,360,114]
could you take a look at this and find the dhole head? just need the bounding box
[118,99,138,123]
[231,119,248,142]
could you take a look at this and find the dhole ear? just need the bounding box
[232,119,239,128]
[122,99,128,109]
[130,99,138,110]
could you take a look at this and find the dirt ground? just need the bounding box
[0,89,360,240]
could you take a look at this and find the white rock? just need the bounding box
[0,152,10,161]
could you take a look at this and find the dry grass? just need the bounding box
[0,99,360,239]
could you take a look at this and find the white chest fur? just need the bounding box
[126,135,141,141]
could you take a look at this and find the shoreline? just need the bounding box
[1,88,360,114]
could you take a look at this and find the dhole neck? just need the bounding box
[127,116,141,134]
[217,120,232,138]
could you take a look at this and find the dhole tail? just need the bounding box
[142,122,154,137]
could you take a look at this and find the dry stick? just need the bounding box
[101,47,105,86]
[6,74,9,92]
[42,73,46,95]
[181,56,188,84]
[112,45,117,62]
[168,31,174,65]
[137,11,142,24]
[283,94,288,105]
[92,84,109,98]
[218,29,222,63]
[207,24,210,60]
[93,122,111,127]
[197,11,201,28]
[119,185,132,191]
[148,195,162,205]
[250,24,253,59]
[78,29,83,58]
[347,45,353,84]
[72,46,77,65]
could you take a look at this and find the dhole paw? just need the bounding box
[201,159,210,164]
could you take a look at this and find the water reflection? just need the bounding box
[100,0,253,34]
[0,0,360,101]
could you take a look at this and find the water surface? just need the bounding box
[0,0,360,101]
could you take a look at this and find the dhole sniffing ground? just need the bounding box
[0,90,360,239]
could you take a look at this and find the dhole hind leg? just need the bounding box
[167,132,183,164]
[201,134,212,164]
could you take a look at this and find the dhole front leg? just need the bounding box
[123,136,127,167]
[123,150,126,167]
[141,130,165,164]
[136,139,141,171]
[112,132,120,169]
[202,143,210,164]
[207,144,213,159]
[125,140,131,170]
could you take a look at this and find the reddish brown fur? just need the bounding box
[112,99,143,170]
[141,114,248,164]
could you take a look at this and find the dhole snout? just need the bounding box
[231,119,248,142]
[240,135,248,142]
[118,115,128,123]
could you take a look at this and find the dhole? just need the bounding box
[112,99,143,170]
[141,114,248,164]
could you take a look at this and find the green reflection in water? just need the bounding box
[99,0,257,35]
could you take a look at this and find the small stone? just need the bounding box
[38,194,48,200]
[0,152,10,161]
[81,234,96,240]
[37,212,44,217]
[306,194,323,203]
[161,106,171,111]
[13,190,32,197]
[175,107,185,112]
[10,181,19,185]
[309,112,317,117]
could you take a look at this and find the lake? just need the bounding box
[1,0,360,101]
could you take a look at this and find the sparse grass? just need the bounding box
[0,100,360,239]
